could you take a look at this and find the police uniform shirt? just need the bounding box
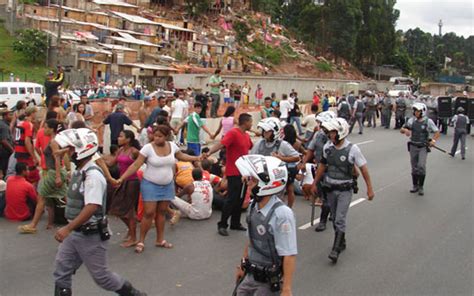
[250,139,299,158]
[403,117,439,133]
[451,115,470,126]
[321,140,367,185]
[249,196,298,257]
[78,159,107,223]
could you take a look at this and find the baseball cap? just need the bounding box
[115,104,124,110]
[144,96,151,101]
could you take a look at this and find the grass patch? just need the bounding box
[314,61,333,72]
[0,25,49,83]
[249,39,283,65]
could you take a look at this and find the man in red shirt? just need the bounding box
[35,111,58,171]
[14,106,40,184]
[206,113,253,236]
[313,91,320,106]
[4,162,37,221]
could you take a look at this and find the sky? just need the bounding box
[394,0,473,38]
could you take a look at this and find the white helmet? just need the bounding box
[257,117,283,139]
[321,118,350,141]
[55,128,99,160]
[316,111,337,123]
[412,102,427,117]
[236,155,288,197]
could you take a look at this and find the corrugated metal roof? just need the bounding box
[99,43,138,52]
[110,36,161,47]
[92,0,138,8]
[111,11,158,25]
[120,63,176,71]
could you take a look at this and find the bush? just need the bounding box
[13,29,48,62]
[249,40,282,65]
[234,21,251,44]
[315,61,333,72]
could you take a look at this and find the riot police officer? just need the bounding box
[311,118,375,264]
[449,107,469,159]
[234,155,297,296]
[53,128,146,296]
[299,111,336,232]
[337,96,351,122]
[395,93,407,129]
[400,103,440,196]
[380,95,393,129]
[365,93,377,128]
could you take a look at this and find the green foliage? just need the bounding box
[315,61,332,72]
[19,0,38,4]
[184,0,211,17]
[13,29,48,62]
[249,39,282,65]
[234,21,251,44]
[175,51,187,62]
[0,25,49,83]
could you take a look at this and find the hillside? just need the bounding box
[0,24,49,83]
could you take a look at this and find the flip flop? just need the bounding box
[134,242,145,253]
[18,225,37,234]
[156,240,173,249]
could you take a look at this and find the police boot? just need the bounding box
[315,204,330,232]
[328,231,345,264]
[54,285,72,296]
[410,174,419,193]
[116,281,147,296]
[418,175,425,196]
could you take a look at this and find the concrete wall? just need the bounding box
[172,74,393,103]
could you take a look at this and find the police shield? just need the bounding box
[437,96,452,118]
[468,98,474,121]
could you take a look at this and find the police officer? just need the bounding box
[251,118,300,162]
[311,118,375,263]
[234,155,297,296]
[394,92,407,129]
[349,95,365,135]
[449,107,469,160]
[52,128,146,296]
[400,103,440,196]
[380,94,393,129]
[299,111,336,232]
[337,96,351,123]
[365,93,377,128]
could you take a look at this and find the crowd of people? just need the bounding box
[0,72,470,295]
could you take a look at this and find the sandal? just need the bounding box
[134,242,145,253]
[156,240,173,249]
[169,210,181,225]
[18,225,37,234]
[121,240,138,248]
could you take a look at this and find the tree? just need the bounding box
[13,29,48,63]
[326,0,362,62]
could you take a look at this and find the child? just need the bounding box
[222,84,232,106]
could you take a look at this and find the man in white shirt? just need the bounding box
[170,168,213,223]
[171,91,187,144]
[279,94,293,123]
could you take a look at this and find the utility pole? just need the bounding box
[438,19,443,37]
[57,0,63,46]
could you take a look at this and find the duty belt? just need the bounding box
[74,223,100,235]
[322,182,353,192]
[241,258,281,289]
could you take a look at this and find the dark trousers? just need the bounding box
[218,175,244,229]
[0,150,12,177]
[450,130,467,157]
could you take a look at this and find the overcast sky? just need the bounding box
[395,0,473,38]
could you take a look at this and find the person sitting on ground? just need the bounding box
[175,149,198,189]
[4,162,37,221]
[170,168,214,224]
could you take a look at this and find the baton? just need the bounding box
[431,144,448,154]
[232,275,245,296]
[310,193,316,226]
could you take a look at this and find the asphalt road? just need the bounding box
[0,123,473,296]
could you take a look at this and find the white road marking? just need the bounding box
[355,140,375,145]
[298,172,410,230]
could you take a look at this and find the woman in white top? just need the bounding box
[117,125,200,253]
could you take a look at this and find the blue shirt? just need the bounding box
[103,112,133,141]
[145,107,162,128]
